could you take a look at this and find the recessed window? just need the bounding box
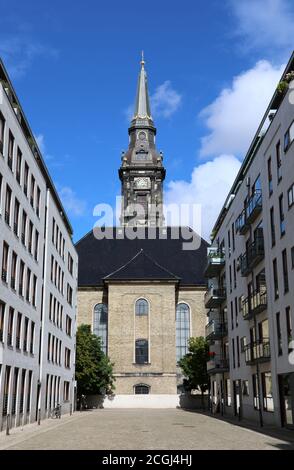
[135,298,148,316]
[261,372,274,412]
[135,339,148,364]
[288,183,294,208]
[93,303,108,355]
[284,120,294,152]
[134,384,150,394]
[0,112,5,155]
[176,303,190,362]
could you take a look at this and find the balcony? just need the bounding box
[204,288,226,309]
[206,319,228,341]
[204,248,225,278]
[207,355,229,374]
[246,190,262,224]
[240,235,264,276]
[244,339,271,365]
[237,190,263,235]
[242,289,267,320]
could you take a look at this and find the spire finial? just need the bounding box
[141,50,145,68]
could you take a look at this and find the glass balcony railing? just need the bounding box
[244,339,271,365]
[204,288,226,309]
[205,319,228,341]
[237,190,263,235]
[242,288,267,320]
[204,248,225,278]
[240,234,264,276]
[207,355,229,374]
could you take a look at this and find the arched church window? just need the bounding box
[135,339,149,364]
[93,303,108,355]
[135,298,149,316]
[134,384,150,395]
[176,303,190,362]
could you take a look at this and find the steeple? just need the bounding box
[119,55,166,228]
[131,51,153,127]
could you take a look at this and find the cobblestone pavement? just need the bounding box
[0,409,294,450]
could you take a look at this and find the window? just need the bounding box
[225,379,231,406]
[267,157,273,195]
[0,111,5,154]
[233,260,236,289]
[288,183,294,208]
[270,207,276,247]
[68,253,74,275]
[67,283,73,305]
[282,249,289,293]
[11,368,19,416]
[30,175,35,208]
[34,230,39,261]
[30,321,35,354]
[0,173,2,213]
[253,374,260,410]
[16,312,22,349]
[284,120,294,152]
[8,130,14,170]
[276,141,282,182]
[26,268,31,302]
[36,186,41,217]
[176,303,190,362]
[7,307,14,346]
[64,347,71,368]
[10,251,17,290]
[19,260,25,296]
[2,241,9,282]
[5,184,12,225]
[0,301,5,342]
[228,229,231,256]
[28,221,33,254]
[135,298,148,316]
[242,380,249,396]
[52,218,55,244]
[232,338,235,368]
[23,317,29,351]
[135,339,148,364]
[93,303,108,354]
[235,297,238,327]
[134,384,150,394]
[23,162,29,196]
[66,315,72,336]
[276,312,282,356]
[3,366,11,416]
[292,247,294,269]
[236,335,240,367]
[286,307,293,353]
[232,222,235,251]
[273,258,279,299]
[13,198,20,236]
[32,275,37,307]
[19,370,26,413]
[64,381,70,401]
[279,194,285,236]
[26,371,32,412]
[21,210,27,245]
[16,148,22,183]
[231,300,234,330]
[261,372,274,412]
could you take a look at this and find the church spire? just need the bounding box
[131,53,153,127]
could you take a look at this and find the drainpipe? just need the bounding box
[254,315,263,427]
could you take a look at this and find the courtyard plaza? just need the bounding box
[0,409,293,450]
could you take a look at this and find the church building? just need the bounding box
[76,56,208,407]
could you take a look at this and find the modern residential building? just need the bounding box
[0,59,78,432]
[205,52,294,428]
[76,57,208,407]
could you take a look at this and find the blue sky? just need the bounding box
[0,0,293,241]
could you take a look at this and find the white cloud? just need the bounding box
[229,0,294,53]
[165,155,241,241]
[199,60,284,157]
[0,36,58,79]
[34,133,54,161]
[58,186,87,217]
[151,80,182,118]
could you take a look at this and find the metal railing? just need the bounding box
[244,339,271,365]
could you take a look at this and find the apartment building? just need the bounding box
[0,59,78,431]
[204,53,294,428]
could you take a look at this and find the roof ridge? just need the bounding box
[141,249,180,279]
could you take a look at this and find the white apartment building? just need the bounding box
[0,59,78,432]
[204,52,294,429]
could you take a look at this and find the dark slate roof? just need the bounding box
[104,249,180,281]
[76,227,209,287]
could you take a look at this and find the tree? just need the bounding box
[178,336,209,405]
[75,324,115,401]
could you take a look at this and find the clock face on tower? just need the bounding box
[135,177,150,189]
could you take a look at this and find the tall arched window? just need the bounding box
[134,384,150,394]
[135,298,148,316]
[135,339,148,364]
[93,303,108,355]
[176,303,190,362]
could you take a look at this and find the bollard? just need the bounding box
[38,408,41,425]
[70,403,72,416]
[6,414,10,436]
